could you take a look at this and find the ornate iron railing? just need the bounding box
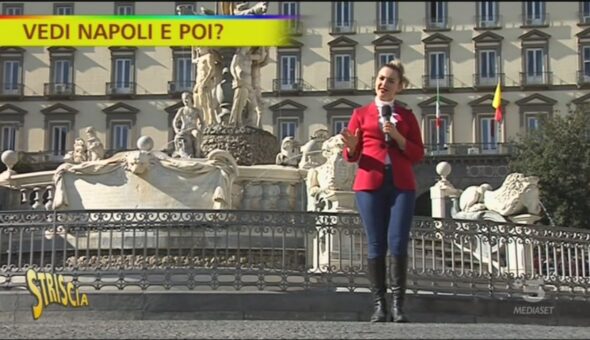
[0,210,588,301]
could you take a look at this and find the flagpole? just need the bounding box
[436,76,440,152]
[495,61,500,150]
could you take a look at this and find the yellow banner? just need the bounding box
[0,15,291,46]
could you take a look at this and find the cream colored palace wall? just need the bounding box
[2,1,589,152]
[263,1,587,143]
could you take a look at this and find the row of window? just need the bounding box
[2,38,589,98]
[276,31,590,94]
[0,47,195,97]
[317,1,590,33]
[0,114,536,158]
[0,122,131,156]
[0,90,558,157]
[4,2,590,31]
[1,1,196,16]
[276,113,544,155]
[0,100,141,157]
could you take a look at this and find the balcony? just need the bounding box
[44,82,75,98]
[578,70,590,88]
[422,74,454,91]
[272,78,303,95]
[0,83,24,98]
[167,80,195,95]
[521,13,549,27]
[424,143,515,157]
[374,19,400,32]
[425,16,450,31]
[474,14,502,29]
[106,82,136,97]
[329,21,356,34]
[327,77,357,93]
[519,72,552,88]
[473,73,504,89]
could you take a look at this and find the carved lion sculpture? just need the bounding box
[459,183,493,213]
[124,152,152,175]
[483,173,541,216]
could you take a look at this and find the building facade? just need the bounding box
[0,1,589,170]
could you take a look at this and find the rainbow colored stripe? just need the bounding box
[0,15,295,20]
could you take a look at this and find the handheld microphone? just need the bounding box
[381,105,392,143]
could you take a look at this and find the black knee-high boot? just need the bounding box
[367,257,387,322]
[390,256,409,323]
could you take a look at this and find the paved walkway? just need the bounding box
[1,320,589,339]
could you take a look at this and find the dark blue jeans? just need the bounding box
[355,165,416,259]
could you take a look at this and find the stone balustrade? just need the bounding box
[0,164,306,212]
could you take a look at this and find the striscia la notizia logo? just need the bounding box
[25,269,89,320]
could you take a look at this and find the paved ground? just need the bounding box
[1,320,589,339]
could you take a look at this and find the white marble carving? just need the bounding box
[194,1,269,129]
[249,46,270,128]
[228,47,253,126]
[483,173,542,217]
[299,129,330,170]
[52,138,238,211]
[0,150,17,182]
[275,136,301,167]
[85,127,105,161]
[64,138,88,164]
[305,135,357,212]
[192,48,222,126]
[173,92,204,158]
[459,184,493,213]
[234,1,268,15]
[444,172,542,223]
[430,164,544,276]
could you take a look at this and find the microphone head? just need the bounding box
[381,105,392,118]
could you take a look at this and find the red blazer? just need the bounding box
[343,102,424,191]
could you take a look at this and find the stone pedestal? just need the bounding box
[201,124,279,166]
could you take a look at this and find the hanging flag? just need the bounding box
[492,81,503,123]
[435,80,442,128]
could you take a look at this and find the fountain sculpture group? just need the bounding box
[0,1,549,277]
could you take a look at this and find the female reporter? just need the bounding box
[340,60,424,323]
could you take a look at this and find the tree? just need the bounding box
[508,104,590,229]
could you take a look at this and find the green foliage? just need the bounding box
[509,104,590,229]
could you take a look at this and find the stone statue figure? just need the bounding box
[234,2,268,15]
[483,173,541,216]
[192,47,222,126]
[275,136,301,167]
[305,135,357,212]
[173,134,193,159]
[214,1,268,16]
[459,184,493,213]
[229,47,253,126]
[299,129,330,169]
[85,127,105,161]
[214,67,233,125]
[249,46,270,128]
[173,91,204,158]
[451,173,542,224]
[64,138,88,164]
